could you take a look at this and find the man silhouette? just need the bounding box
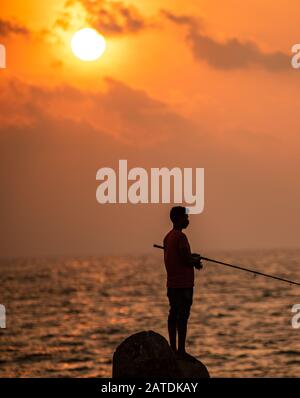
[163,206,202,360]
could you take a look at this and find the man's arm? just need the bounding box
[179,248,203,269]
[179,245,194,267]
[191,253,203,270]
[178,235,203,269]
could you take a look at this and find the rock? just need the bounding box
[112,330,210,378]
[177,356,210,378]
[113,330,181,378]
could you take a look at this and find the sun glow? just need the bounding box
[71,28,106,62]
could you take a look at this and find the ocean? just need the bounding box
[1,249,300,377]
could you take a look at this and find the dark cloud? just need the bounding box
[62,0,150,36]
[0,19,29,37]
[188,33,289,71]
[162,10,289,71]
[160,9,200,31]
[94,2,146,34]
[0,78,203,148]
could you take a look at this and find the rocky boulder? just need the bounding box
[112,330,210,378]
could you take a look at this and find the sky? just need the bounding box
[0,0,300,257]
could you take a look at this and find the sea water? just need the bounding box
[0,249,300,377]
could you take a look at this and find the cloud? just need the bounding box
[0,78,208,257]
[188,34,289,71]
[0,19,29,37]
[60,0,150,36]
[97,78,202,145]
[0,78,203,148]
[0,79,298,257]
[160,9,200,31]
[162,10,290,71]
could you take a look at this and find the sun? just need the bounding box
[71,28,106,62]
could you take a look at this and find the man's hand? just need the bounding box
[190,253,203,270]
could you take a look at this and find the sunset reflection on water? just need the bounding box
[1,250,300,377]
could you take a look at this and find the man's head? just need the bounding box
[170,206,189,229]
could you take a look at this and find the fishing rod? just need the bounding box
[153,244,300,287]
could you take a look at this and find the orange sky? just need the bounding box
[0,0,300,257]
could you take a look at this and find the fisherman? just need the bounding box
[163,206,203,360]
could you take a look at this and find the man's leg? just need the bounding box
[168,311,177,352]
[177,288,193,355]
[167,288,178,352]
[177,319,188,354]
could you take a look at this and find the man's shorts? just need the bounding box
[167,287,193,322]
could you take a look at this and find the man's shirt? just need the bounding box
[163,229,194,288]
